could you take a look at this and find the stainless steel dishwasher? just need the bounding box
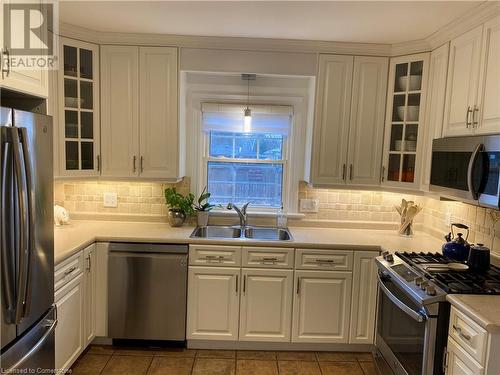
[107,243,188,341]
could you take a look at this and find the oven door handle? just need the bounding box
[378,274,426,323]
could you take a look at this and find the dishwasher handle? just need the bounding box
[108,243,188,254]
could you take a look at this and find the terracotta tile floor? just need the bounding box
[71,345,379,375]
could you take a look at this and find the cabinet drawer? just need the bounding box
[189,245,241,267]
[55,251,84,292]
[295,249,353,271]
[242,247,294,269]
[449,306,487,365]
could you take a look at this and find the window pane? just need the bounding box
[235,134,257,159]
[80,48,93,79]
[210,133,233,158]
[209,131,283,160]
[259,134,283,160]
[208,161,283,208]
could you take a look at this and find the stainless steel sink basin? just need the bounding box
[190,226,293,241]
[244,227,292,241]
[190,226,242,239]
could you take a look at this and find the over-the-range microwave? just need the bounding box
[430,135,500,210]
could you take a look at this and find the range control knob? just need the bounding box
[385,254,394,263]
[420,281,428,290]
[426,285,437,296]
[414,277,424,286]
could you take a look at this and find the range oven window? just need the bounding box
[377,276,426,375]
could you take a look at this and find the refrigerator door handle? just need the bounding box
[5,318,57,372]
[19,128,35,317]
[1,135,16,323]
[11,128,29,323]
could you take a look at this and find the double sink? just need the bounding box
[190,226,293,241]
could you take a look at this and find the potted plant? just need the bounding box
[193,186,218,227]
[164,187,194,227]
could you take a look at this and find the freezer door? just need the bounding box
[1,306,56,372]
[13,110,54,336]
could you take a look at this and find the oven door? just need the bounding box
[376,273,438,375]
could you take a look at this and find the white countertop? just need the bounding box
[54,220,443,264]
[447,294,500,334]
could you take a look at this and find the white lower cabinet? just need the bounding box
[187,266,240,340]
[55,244,96,370]
[445,338,484,375]
[239,268,293,342]
[292,270,352,343]
[55,274,84,371]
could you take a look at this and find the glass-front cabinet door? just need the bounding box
[382,53,429,189]
[58,37,100,176]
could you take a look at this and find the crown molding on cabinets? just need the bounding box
[59,2,500,58]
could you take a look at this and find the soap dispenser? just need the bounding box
[276,203,287,228]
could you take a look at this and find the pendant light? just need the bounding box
[242,73,256,133]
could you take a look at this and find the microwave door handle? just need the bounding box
[1,135,16,323]
[467,143,483,200]
[377,273,426,322]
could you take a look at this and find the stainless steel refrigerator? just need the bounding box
[1,107,56,372]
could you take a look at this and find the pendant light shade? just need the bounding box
[242,73,256,133]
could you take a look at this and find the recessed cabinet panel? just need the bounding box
[239,269,293,342]
[100,45,140,178]
[311,55,354,185]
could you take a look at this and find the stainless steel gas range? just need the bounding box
[375,251,500,375]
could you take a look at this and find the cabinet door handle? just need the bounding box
[261,257,278,264]
[465,106,473,128]
[133,156,137,173]
[442,348,448,372]
[349,164,353,180]
[64,266,76,276]
[342,164,346,180]
[452,324,471,341]
[140,156,144,173]
[96,155,100,172]
[296,278,301,294]
[381,166,385,182]
[472,105,479,128]
[235,275,239,293]
[86,255,91,272]
[243,275,246,294]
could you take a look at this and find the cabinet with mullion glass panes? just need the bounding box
[58,38,100,176]
[382,53,429,188]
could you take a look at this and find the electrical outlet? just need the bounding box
[300,198,319,213]
[103,192,118,208]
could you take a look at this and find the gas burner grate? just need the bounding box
[396,251,453,265]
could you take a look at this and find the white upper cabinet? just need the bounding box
[347,56,388,186]
[311,54,388,187]
[139,47,180,179]
[477,15,500,135]
[100,45,140,178]
[239,268,293,342]
[100,45,182,180]
[0,1,48,98]
[443,25,483,137]
[58,38,100,177]
[311,55,354,185]
[421,43,450,190]
[382,53,430,189]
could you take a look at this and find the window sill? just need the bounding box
[208,209,305,220]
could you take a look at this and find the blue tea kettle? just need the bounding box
[442,223,471,261]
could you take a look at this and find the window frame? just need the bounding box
[201,131,290,212]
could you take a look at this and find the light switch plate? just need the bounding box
[103,192,118,208]
[300,198,319,213]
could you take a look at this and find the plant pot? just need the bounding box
[168,209,186,227]
[197,211,210,227]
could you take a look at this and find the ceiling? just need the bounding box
[59,1,483,44]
